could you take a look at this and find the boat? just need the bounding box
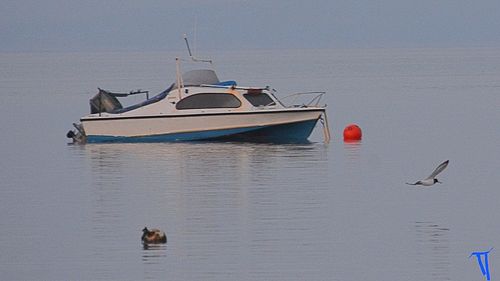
[67,41,330,144]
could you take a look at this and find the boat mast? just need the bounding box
[175,57,183,99]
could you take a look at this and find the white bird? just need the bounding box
[406,160,449,186]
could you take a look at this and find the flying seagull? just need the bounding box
[406,160,449,186]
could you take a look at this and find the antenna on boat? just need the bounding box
[183,34,212,64]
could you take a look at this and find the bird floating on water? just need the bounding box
[141,227,167,244]
[406,160,449,186]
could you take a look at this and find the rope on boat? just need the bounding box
[320,112,331,143]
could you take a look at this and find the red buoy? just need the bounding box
[343,124,362,141]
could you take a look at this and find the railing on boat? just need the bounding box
[102,88,150,100]
[280,91,326,108]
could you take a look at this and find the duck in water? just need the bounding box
[141,227,167,244]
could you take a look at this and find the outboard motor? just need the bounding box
[66,123,86,144]
[89,88,123,114]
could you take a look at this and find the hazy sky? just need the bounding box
[2,0,500,52]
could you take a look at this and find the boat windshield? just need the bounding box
[243,92,276,107]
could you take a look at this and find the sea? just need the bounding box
[0,48,499,281]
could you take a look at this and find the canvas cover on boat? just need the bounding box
[176,69,220,87]
[89,89,123,114]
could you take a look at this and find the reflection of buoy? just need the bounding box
[343,124,362,141]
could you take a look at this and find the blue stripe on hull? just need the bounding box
[213,119,319,143]
[86,119,319,143]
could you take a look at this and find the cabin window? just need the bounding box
[176,93,241,110]
[243,92,275,106]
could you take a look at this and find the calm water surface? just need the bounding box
[0,48,499,280]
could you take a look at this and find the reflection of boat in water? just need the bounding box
[67,41,330,144]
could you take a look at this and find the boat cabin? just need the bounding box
[89,69,281,115]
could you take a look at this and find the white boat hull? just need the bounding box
[81,108,324,143]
